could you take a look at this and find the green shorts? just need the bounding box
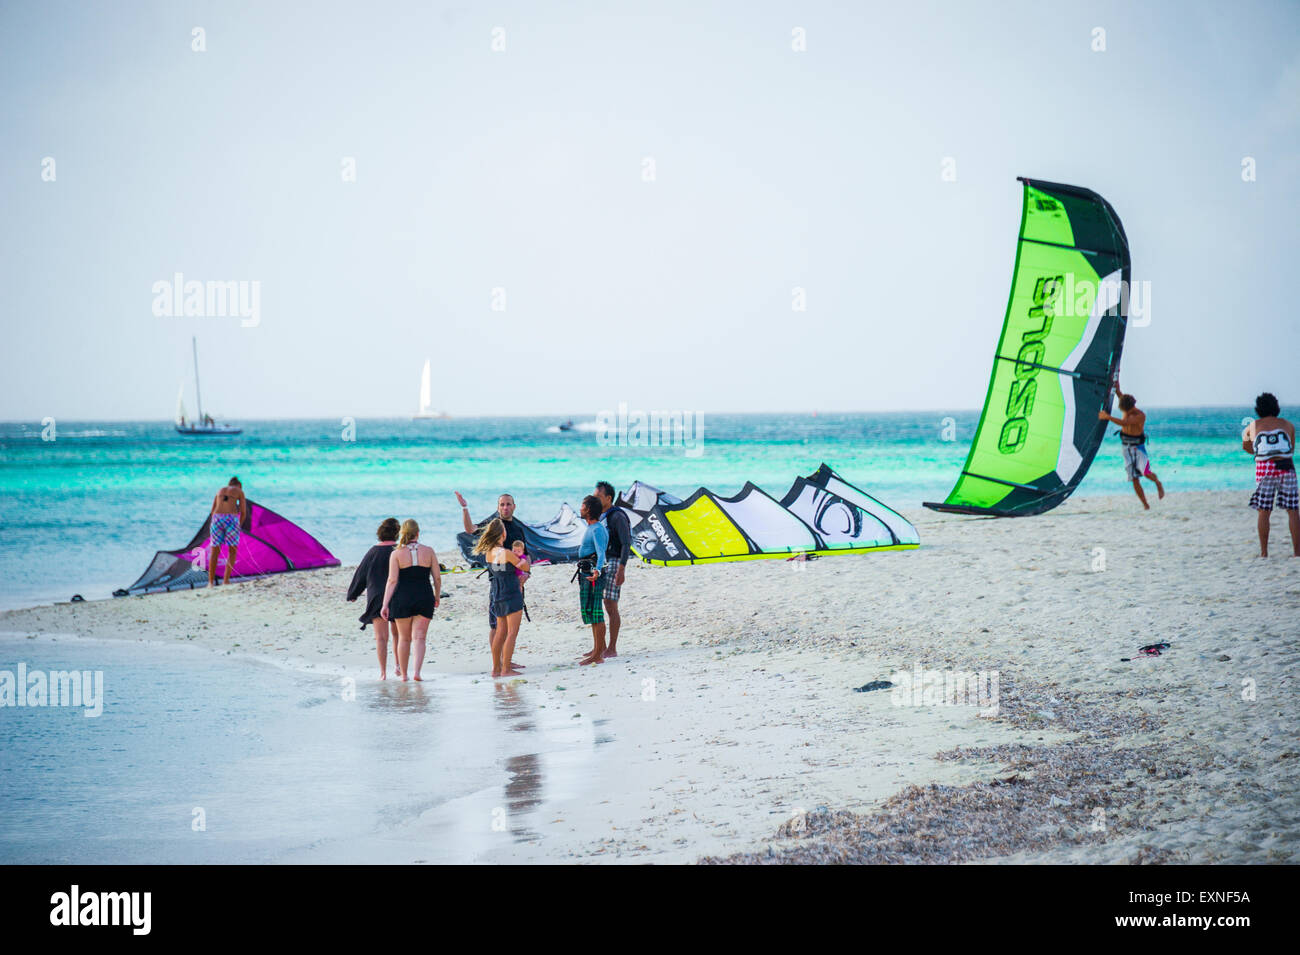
[580,570,605,625]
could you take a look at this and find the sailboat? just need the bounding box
[413,359,450,419]
[175,337,242,435]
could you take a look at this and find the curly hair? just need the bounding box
[1255,392,1280,418]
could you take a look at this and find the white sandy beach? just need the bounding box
[3,489,1297,864]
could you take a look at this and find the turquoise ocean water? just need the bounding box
[0,409,1259,609]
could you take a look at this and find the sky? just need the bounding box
[1,0,1297,420]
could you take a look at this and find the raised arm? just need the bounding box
[1242,420,1255,454]
[455,491,476,534]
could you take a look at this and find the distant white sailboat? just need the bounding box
[413,359,450,419]
[175,337,241,435]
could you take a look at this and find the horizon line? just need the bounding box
[0,403,1260,425]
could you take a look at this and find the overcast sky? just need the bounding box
[2,0,1297,420]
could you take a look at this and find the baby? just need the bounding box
[512,540,531,589]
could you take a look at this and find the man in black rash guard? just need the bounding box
[456,491,528,650]
[594,481,632,657]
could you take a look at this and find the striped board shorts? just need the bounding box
[1250,462,1298,511]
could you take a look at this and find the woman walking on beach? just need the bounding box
[381,519,441,681]
[1243,392,1298,557]
[346,518,401,679]
[472,518,529,678]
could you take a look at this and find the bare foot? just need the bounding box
[380,671,387,681]
[1156,483,1165,500]
[491,668,502,678]
[579,655,604,666]
[412,674,423,682]
[604,649,618,658]
[502,665,524,676]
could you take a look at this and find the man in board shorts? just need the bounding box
[594,481,631,657]
[1242,392,1298,557]
[1099,377,1165,509]
[456,491,527,648]
[208,476,248,586]
[577,496,609,665]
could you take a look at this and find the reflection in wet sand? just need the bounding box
[371,680,435,714]
[492,680,535,732]
[494,681,543,842]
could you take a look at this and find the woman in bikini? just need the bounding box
[472,518,529,678]
[380,519,441,681]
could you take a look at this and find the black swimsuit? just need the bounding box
[389,544,436,619]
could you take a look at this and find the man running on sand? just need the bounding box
[208,476,248,586]
[1099,377,1164,509]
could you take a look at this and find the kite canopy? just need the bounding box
[925,177,1131,517]
[118,500,339,595]
[617,480,682,516]
[625,464,919,565]
[456,487,681,567]
[456,503,593,567]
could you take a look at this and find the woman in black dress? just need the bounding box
[346,518,400,679]
[381,519,442,682]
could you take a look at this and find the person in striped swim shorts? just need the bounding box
[1242,392,1298,557]
[1099,376,1165,509]
[208,476,247,586]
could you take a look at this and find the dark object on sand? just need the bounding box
[70,594,84,602]
[1121,641,1171,661]
[854,680,894,692]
